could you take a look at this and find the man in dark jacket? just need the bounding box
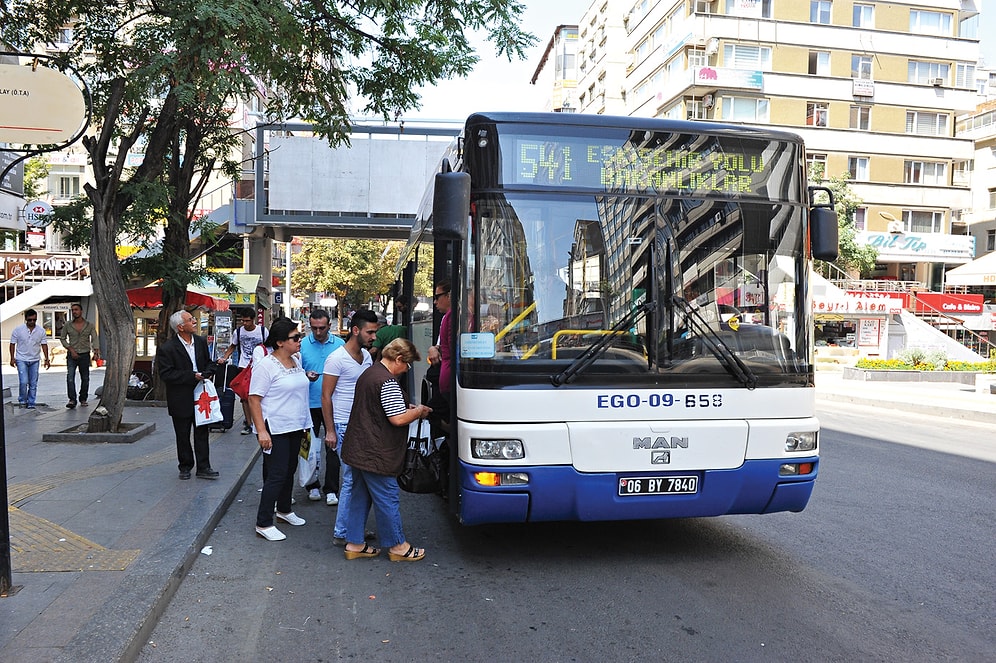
[156,310,219,480]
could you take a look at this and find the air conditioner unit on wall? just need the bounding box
[702,94,715,109]
[932,78,944,86]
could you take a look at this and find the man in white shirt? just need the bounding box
[321,309,379,544]
[221,309,268,434]
[9,308,50,409]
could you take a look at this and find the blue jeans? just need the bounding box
[332,422,352,539]
[16,360,40,407]
[344,468,405,549]
[66,351,91,402]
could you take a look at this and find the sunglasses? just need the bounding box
[287,333,304,342]
[433,292,449,300]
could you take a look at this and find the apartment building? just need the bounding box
[572,0,981,290]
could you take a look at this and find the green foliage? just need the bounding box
[808,165,878,277]
[23,157,49,199]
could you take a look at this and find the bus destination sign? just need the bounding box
[507,134,789,199]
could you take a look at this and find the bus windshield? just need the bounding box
[460,191,809,389]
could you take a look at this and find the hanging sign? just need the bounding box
[0,62,87,144]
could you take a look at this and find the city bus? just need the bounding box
[397,112,838,525]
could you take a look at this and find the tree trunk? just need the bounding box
[87,205,136,433]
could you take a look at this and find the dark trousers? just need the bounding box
[305,407,341,496]
[171,415,211,473]
[66,352,91,402]
[256,430,301,528]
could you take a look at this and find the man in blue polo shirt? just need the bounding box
[299,308,345,503]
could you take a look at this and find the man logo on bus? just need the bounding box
[633,436,689,449]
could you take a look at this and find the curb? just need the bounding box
[816,392,996,424]
[53,440,262,663]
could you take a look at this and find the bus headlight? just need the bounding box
[785,431,817,452]
[472,438,524,460]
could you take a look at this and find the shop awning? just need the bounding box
[126,286,231,311]
[944,251,996,287]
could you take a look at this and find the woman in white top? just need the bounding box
[248,318,319,541]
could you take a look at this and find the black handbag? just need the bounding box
[398,419,443,494]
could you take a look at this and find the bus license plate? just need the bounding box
[618,476,698,496]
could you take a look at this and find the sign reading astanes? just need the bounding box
[0,62,87,144]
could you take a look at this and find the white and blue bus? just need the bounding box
[398,112,838,525]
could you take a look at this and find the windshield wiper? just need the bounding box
[551,301,654,387]
[672,296,757,389]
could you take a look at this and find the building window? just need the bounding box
[810,1,832,25]
[849,105,870,130]
[987,229,995,252]
[806,102,829,127]
[57,176,80,199]
[990,189,996,209]
[902,210,943,233]
[723,96,769,123]
[851,55,873,79]
[725,0,772,17]
[906,111,948,136]
[953,160,973,187]
[809,50,830,76]
[904,161,947,186]
[688,47,707,68]
[847,156,869,181]
[955,63,976,88]
[853,207,866,231]
[910,10,952,36]
[853,4,874,28]
[686,99,705,120]
[908,60,949,85]
[723,44,771,70]
[806,153,827,180]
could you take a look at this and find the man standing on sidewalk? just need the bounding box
[60,302,100,408]
[9,308,50,409]
[299,308,344,502]
[220,309,267,435]
[157,310,219,480]
[322,309,379,542]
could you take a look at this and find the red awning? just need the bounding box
[126,286,230,311]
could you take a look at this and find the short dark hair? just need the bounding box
[24,308,37,318]
[238,308,255,320]
[309,308,330,323]
[349,309,378,335]
[264,317,299,347]
[434,279,450,293]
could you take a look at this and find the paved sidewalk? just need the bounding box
[1,364,993,662]
[0,366,260,663]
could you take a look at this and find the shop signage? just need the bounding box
[856,231,975,262]
[912,292,984,315]
[813,291,905,314]
[1,254,83,279]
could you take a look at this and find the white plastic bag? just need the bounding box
[193,380,224,427]
[296,429,321,487]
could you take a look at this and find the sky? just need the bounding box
[407,1,591,121]
[407,1,996,122]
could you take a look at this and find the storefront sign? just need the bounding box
[856,231,975,262]
[857,318,881,346]
[0,62,87,144]
[1,254,84,279]
[912,292,984,315]
[813,291,905,314]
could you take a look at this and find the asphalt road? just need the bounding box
[136,404,995,662]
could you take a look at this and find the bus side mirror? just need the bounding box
[810,206,839,262]
[433,171,470,241]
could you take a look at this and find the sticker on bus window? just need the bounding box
[460,333,496,358]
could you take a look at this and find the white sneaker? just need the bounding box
[326,493,339,506]
[255,526,286,541]
[275,511,306,526]
[308,488,322,501]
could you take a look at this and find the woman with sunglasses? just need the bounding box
[340,338,431,562]
[248,317,318,541]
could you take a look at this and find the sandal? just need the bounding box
[343,543,381,560]
[388,544,426,562]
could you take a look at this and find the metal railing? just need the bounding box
[0,262,89,300]
[908,293,996,358]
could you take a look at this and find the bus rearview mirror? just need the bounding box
[433,172,470,241]
[810,207,839,262]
